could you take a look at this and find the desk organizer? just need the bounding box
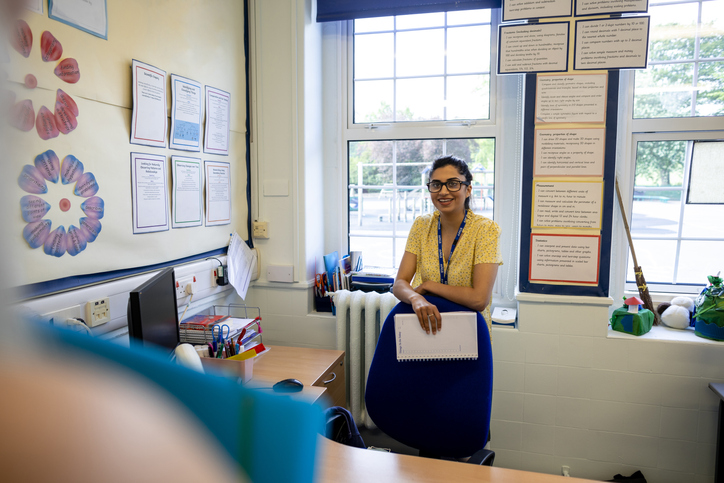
[201,356,254,384]
[179,304,262,345]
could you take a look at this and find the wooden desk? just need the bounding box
[250,345,345,407]
[316,437,599,483]
[710,382,724,483]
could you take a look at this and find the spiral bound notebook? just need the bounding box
[394,312,478,361]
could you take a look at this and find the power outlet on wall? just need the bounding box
[253,221,269,239]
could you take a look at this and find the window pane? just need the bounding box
[682,204,724,237]
[677,240,724,284]
[350,236,394,268]
[396,12,445,30]
[626,240,677,283]
[354,80,394,123]
[447,75,490,120]
[349,141,393,185]
[447,9,490,25]
[648,4,697,62]
[397,29,445,77]
[634,140,686,187]
[447,26,490,74]
[700,1,724,59]
[634,64,694,118]
[695,61,724,116]
[631,194,681,237]
[396,77,445,120]
[355,17,394,33]
[355,33,394,79]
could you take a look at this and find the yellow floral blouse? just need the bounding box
[405,210,503,333]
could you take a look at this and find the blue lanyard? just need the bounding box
[437,211,467,285]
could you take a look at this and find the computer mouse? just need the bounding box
[272,378,304,393]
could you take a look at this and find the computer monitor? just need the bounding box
[127,267,180,354]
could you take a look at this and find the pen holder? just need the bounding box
[315,295,334,314]
[201,357,254,384]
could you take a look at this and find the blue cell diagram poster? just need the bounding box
[170,74,202,152]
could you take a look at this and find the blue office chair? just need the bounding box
[364,295,495,464]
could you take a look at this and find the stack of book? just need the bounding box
[179,314,262,352]
[350,269,395,293]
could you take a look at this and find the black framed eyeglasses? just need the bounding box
[426,179,470,193]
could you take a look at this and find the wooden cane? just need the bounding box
[615,177,659,325]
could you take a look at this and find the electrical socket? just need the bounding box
[86,297,110,327]
[176,275,197,298]
[42,305,82,324]
[253,221,269,239]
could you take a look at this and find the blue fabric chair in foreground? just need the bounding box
[364,295,495,464]
[36,324,324,483]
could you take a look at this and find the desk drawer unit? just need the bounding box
[313,353,345,408]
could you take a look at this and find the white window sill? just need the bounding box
[607,324,722,345]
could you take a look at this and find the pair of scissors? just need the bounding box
[212,323,230,356]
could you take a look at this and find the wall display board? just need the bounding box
[534,128,605,177]
[499,22,570,74]
[535,73,607,123]
[575,0,648,17]
[502,0,572,22]
[6,1,248,291]
[519,72,619,296]
[574,16,650,70]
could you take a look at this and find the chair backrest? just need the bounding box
[37,324,323,483]
[364,295,493,458]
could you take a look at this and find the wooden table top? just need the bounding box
[316,437,600,483]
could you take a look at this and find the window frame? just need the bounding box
[334,8,522,304]
[616,0,724,298]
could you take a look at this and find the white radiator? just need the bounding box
[333,289,399,428]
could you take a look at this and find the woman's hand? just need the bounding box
[409,293,442,334]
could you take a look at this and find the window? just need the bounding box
[626,0,724,294]
[346,10,502,271]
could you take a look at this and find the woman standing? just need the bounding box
[393,155,502,337]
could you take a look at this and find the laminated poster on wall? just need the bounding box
[171,156,203,229]
[170,74,202,152]
[204,160,231,227]
[130,59,167,148]
[49,0,108,40]
[203,85,230,156]
[131,152,169,234]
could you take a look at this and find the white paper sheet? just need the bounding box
[529,234,601,284]
[574,17,650,70]
[535,73,608,124]
[532,180,604,229]
[171,156,203,228]
[131,60,168,148]
[49,0,107,39]
[499,23,569,74]
[575,0,648,16]
[534,128,606,177]
[502,0,572,22]
[170,74,202,152]
[228,232,257,300]
[204,160,231,226]
[131,153,169,234]
[203,86,230,155]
